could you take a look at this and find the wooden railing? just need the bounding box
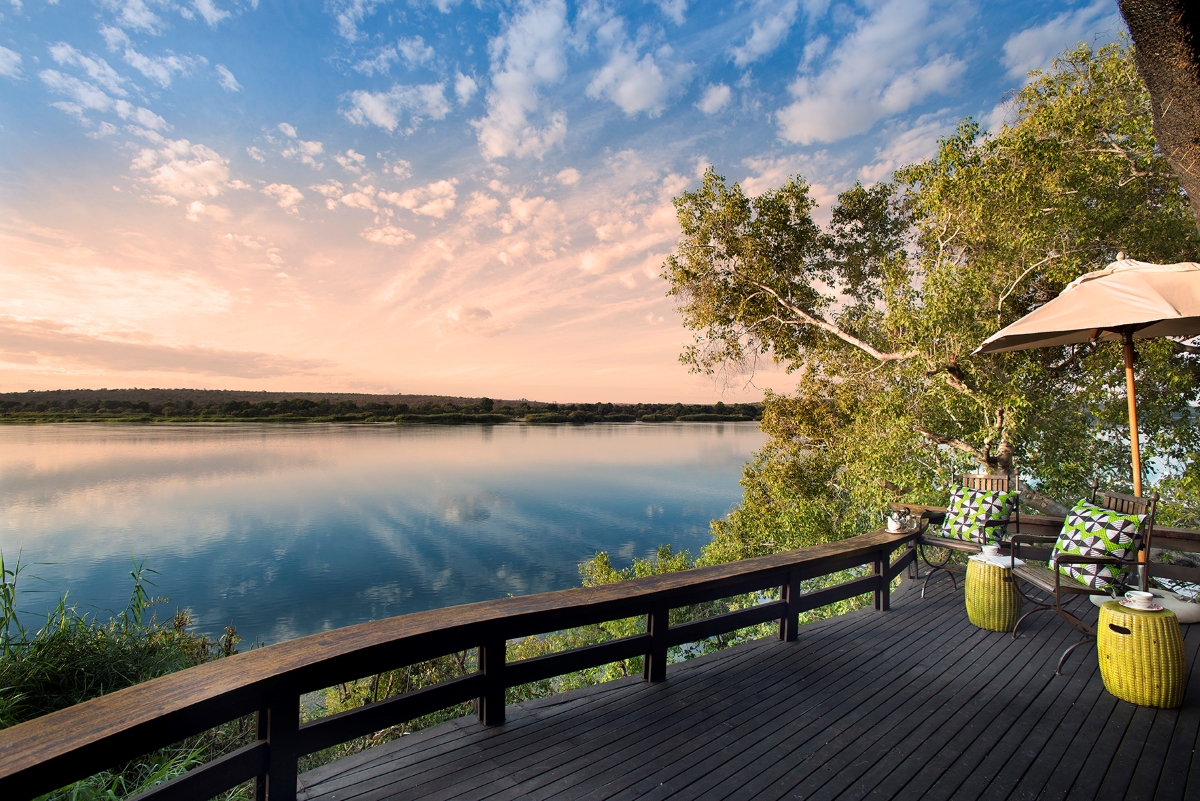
[0,529,917,801]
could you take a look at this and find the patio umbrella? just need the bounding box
[975,257,1200,496]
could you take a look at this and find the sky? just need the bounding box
[0,0,1126,403]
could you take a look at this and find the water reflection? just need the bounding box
[0,422,764,643]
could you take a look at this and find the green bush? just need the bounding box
[524,413,570,424]
[395,413,511,425]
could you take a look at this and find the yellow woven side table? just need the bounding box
[1098,601,1185,708]
[965,556,1022,632]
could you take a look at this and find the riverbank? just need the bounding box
[0,391,760,425]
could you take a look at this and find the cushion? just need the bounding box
[1052,499,1145,590]
[940,486,1019,544]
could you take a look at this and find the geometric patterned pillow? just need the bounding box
[940,487,1019,544]
[1052,499,1146,590]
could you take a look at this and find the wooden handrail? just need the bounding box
[0,529,916,801]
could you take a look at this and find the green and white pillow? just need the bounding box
[1052,499,1146,590]
[940,486,1019,544]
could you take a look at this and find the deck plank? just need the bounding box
[299,574,1200,801]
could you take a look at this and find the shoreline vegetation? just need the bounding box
[0,388,760,425]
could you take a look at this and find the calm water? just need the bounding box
[0,422,764,644]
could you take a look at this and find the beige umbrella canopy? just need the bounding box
[975,257,1200,496]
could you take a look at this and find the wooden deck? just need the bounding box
[298,575,1200,801]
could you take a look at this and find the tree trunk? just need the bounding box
[1119,0,1200,230]
[1018,486,1071,518]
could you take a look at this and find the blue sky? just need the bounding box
[0,0,1124,402]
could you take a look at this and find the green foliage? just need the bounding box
[395,413,512,425]
[1,555,253,800]
[300,651,476,772]
[663,40,1200,554]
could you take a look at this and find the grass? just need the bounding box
[0,553,252,799]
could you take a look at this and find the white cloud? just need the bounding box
[339,188,378,211]
[354,46,399,76]
[1001,0,1121,80]
[381,179,458,217]
[115,100,169,129]
[857,114,954,184]
[310,181,344,198]
[132,140,233,200]
[729,0,800,67]
[101,27,204,88]
[652,0,687,25]
[586,16,691,117]
[362,224,416,245]
[397,36,436,67]
[262,183,304,214]
[48,43,128,95]
[193,0,230,26]
[555,167,580,185]
[383,157,412,178]
[696,83,731,115]
[101,0,165,33]
[282,137,325,169]
[215,64,241,91]
[41,69,115,114]
[328,0,385,41]
[800,34,828,70]
[342,83,450,133]
[454,72,478,105]
[473,0,569,159]
[464,191,500,217]
[40,69,168,130]
[88,121,119,138]
[776,0,967,144]
[185,200,230,222]
[246,146,265,162]
[277,121,297,138]
[739,151,832,200]
[0,46,21,79]
[334,149,367,172]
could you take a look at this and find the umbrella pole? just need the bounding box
[1124,330,1142,497]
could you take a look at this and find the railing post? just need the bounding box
[254,705,268,801]
[263,685,299,801]
[478,637,506,725]
[874,547,891,612]
[780,573,802,641]
[644,601,669,682]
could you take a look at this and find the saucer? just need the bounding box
[1119,599,1164,611]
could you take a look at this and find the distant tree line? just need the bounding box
[0,396,761,424]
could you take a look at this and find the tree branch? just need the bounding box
[748,280,920,363]
[997,252,1059,320]
[912,425,988,464]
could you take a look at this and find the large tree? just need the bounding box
[664,42,1200,555]
[1119,0,1200,229]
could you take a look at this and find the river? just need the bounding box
[0,422,765,644]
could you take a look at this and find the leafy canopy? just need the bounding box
[663,40,1200,555]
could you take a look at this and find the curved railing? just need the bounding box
[0,529,916,801]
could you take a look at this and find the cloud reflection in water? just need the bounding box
[0,422,764,644]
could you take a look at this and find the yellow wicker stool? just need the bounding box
[965,557,1022,632]
[1098,601,1185,708]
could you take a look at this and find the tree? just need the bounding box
[1119,0,1200,229]
[664,41,1200,553]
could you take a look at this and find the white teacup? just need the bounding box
[981,545,1000,558]
[1125,590,1155,608]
